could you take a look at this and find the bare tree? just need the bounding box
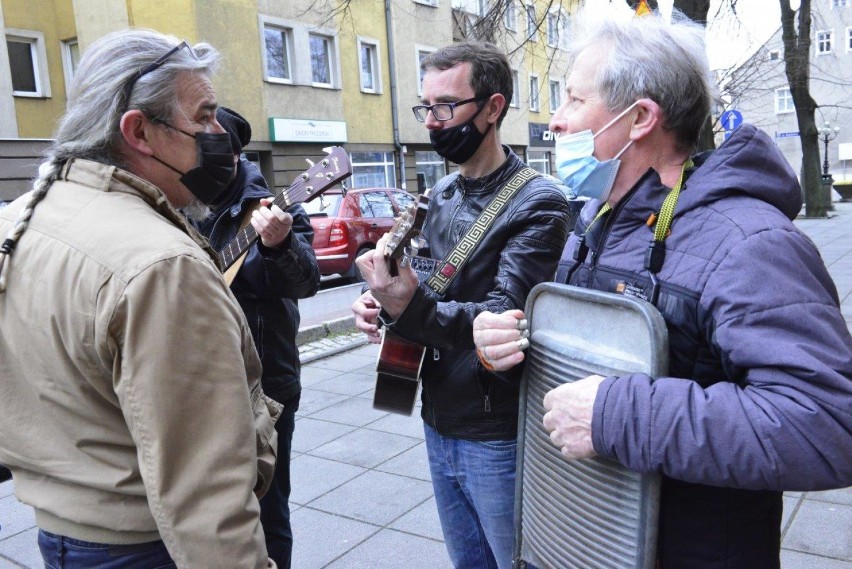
[779,0,826,217]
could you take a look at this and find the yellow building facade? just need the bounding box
[1,0,572,199]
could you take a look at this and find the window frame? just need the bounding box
[351,151,397,188]
[413,0,438,6]
[546,11,559,47]
[510,69,520,108]
[816,29,833,55]
[526,3,537,40]
[529,74,540,112]
[548,78,561,113]
[415,150,447,191]
[357,37,382,94]
[60,38,80,97]
[775,87,794,114]
[504,0,517,31]
[260,19,294,84]
[6,28,51,98]
[527,150,551,176]
[846,27,852,52]
[309,32,335,88]
[416,45,437,96]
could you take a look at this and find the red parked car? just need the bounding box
[303,187,416,281]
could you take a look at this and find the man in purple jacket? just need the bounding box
[473,7,852,568]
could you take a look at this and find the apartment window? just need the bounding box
[416,47,436,95]
[477,0,488,16]
[526,4,536,39]
[527,150,550,175]
[351,151,396,188]
[529,75,539,112]
[832,0,847,8]
[817,30,832,54]
[415,151,446,190]
[547,12,559,46]
[310,33,334,86]
[549,78,561,112]
[6,29,50,98]
[775,88,794,114]
[504,0,517,31]
[263,24,293,82]
[847,27,852,51]
[414,0,438,6]
[510,70,519,108]
[358,38,381,94]
[768,49,780,61]
[61,38,80,96]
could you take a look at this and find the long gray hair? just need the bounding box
[568,7,714,153]
[0,30,219,291]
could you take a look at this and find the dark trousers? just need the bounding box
[38,530,175,568]
[260,393,299,569]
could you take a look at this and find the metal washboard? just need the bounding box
[514,283,668,569]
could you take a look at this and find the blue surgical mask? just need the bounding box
[555,102,638,201]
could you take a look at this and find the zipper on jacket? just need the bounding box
[588,186,640,281]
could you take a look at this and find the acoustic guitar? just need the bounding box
[373,190,431,415]
[220,146,352,283]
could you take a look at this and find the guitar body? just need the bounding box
[374,330,426,415]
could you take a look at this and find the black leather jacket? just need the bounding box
[385,148,572,440]
[195,158,320,403]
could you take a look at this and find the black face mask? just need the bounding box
[429,101,493,165]
[151,122,235,205]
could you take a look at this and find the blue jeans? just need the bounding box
[260,393,299,569]
[424,422,517,569]
[37,530,175,568]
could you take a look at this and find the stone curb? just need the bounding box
[296,315,357,346]
[298,332,370,364]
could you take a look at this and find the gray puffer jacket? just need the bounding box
[558,124,852,567]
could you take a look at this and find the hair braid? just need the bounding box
[0,158,64,292]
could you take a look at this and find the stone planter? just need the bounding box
[835,183,852,201]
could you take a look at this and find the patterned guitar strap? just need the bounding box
[419,167,538,364]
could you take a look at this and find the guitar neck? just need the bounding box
[218,148,352,270]
[218,190,291,270]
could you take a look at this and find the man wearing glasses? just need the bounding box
[0,30,278,568]
[353,41,571,568]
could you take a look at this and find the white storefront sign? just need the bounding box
[269,118,348,143]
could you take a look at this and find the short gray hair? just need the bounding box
[569,8,714,152]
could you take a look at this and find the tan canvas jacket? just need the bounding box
[0,159,281,568]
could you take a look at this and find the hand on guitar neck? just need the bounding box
[252,197,293,249]
[355,190,431,320]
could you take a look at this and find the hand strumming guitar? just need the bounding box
[355,232,419,320]
[352,290,382,344]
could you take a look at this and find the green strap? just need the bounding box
[652,158,693,243]
[426,167,538,295]
[643,158,693,275]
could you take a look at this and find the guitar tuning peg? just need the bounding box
[305,158,315,168]
[322,146,334,154]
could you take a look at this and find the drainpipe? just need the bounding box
[385,0,406,190]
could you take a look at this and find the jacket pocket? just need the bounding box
[250,382,283,498]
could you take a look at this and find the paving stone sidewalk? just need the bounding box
[2,204,852,568]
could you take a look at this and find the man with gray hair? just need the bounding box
[473,8,852,567]
[0,30,280,568]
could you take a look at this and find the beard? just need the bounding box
[180,197,212,223]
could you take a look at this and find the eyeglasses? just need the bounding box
[412,97,487,122]
[121,41,194,113]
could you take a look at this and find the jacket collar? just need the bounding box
[60,158,223,268]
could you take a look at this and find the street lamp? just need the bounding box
[818,121,840,178]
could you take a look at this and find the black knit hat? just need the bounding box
[216,106,252,156]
